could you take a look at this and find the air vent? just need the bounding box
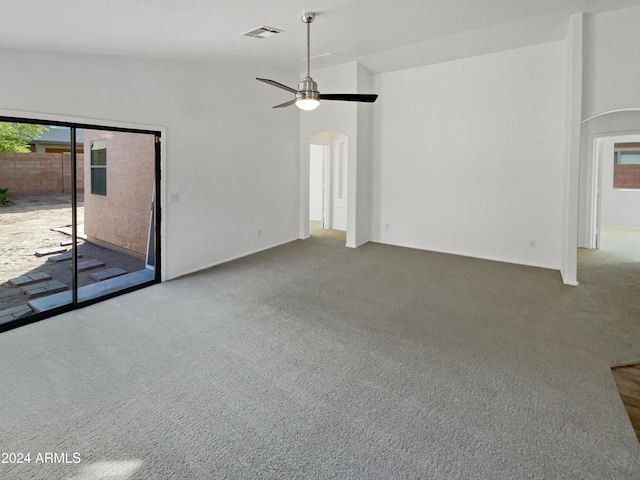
[240,26,284,39]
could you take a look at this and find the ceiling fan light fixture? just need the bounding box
[296,98,320,110]
[256,12,378,110]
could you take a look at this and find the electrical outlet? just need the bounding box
[169,193,180,203]
[257,229,262,237]
[452,230,457,238]
[529,240,536,248]
[385,224,390,230]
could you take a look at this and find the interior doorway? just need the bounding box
[586,134,640,249]
[578,124,640,287]
[308,131,348,242]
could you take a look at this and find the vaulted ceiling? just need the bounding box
[3,0,640,73]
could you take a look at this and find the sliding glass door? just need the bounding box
[0,117,160,332]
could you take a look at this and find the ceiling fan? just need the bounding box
[256,12,378,111]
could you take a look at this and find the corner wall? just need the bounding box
[370,41,567,270]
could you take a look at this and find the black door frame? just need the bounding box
[0,115,162,333]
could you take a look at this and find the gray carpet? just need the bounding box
[1,230,639,479]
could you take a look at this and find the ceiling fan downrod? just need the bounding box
[302,12,314,78]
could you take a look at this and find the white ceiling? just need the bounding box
[2,0,640,73]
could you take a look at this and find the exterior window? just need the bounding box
[614,150,640,165]
[91,140,107,195]
[613,143,640,190]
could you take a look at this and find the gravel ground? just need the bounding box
[0,195,145,312]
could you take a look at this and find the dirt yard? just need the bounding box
[0,195,145,312]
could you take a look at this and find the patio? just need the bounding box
[0,195,146,322]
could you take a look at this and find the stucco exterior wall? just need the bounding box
[83,130,155,258]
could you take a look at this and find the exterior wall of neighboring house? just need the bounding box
[0,152,84,195]
[29,127,85,153]
[613,143,640,189]
[83,130,155,259]
[31,142,85,154]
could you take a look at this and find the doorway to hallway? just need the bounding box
[308,131,348,243]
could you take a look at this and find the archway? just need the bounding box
[577,109,640,284]
[302,131,349,245]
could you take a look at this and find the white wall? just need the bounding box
[0,48,300,280]
[584,5,640,119]
[600,135,640,229]
[371,41,566,269]
[560,13,583,286]
[356,64,373,247]
[578,5,640,247]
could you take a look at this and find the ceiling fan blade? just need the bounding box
[256,78,298,94]
[273,99,296,109]
[319,93,378,103]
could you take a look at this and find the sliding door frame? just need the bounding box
[0,112,165,333]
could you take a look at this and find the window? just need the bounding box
[613,143,640,190]
[614,150,640,165]
[91,139,107,195]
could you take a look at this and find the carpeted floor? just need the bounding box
[1,229,639,479]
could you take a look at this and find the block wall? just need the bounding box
[613,164,640,189]
[0,152,84,195]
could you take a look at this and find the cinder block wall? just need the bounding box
[0,152,84,195]
[613,164,640,189]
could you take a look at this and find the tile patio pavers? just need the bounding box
[89,267,128,282]
[76,259,105,272]
[34,246,67,257]
[0,304,34,323]
[48,251,82,263]
[20,280,68,299]
[8,272,52,287]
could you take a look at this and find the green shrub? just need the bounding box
[0,187,12,206]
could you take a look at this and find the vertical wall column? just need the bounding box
[561,13,584,286]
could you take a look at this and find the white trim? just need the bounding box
[0,107,168,282]
[169,237,299,280]
[591,137,603,249]
[582,108,640,123]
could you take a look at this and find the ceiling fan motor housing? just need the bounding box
[297,76,320,101]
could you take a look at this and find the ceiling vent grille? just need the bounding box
[240,26,284,39]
